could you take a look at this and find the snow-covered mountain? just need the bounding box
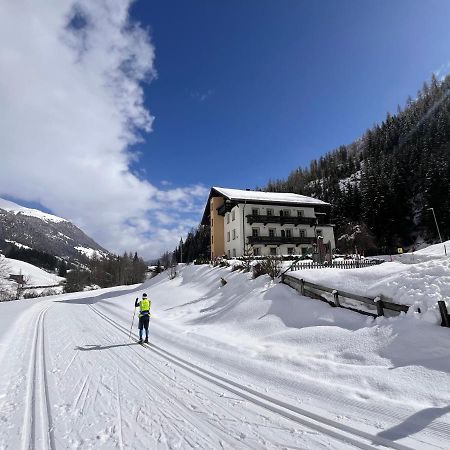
[0,198,109,261]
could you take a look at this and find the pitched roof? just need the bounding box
[211,187,329,205]
[201,187,329,224]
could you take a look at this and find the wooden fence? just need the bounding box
[21,284,61,290]
[288,259,382,272]
[281,274,409,318]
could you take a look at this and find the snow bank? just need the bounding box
[288,258,450,321]
[123,264,450,408]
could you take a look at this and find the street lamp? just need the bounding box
[427,207,447,256]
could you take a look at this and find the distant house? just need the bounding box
[8,274,25,284]
[201,187,335,260]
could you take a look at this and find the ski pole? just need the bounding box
[129,301,137,339]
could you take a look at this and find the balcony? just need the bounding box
[246,214,327,226]
[217,201,235,216]
[247,236,316,246]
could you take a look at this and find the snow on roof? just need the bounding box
[212,187,329,205]
[0,198,67,223]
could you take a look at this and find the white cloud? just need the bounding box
[0,0,208,259]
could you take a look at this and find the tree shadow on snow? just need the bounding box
[262,283,366,331]
[75,343,140,351]
[56,284,143,305]
[376,405,450,442]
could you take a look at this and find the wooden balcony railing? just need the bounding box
[247,236,316,246]
[246,214,328,226]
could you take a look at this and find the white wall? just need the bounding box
[223,202,335,257]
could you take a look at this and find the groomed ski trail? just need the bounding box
[21,305,55,450]
[89,304,411,450]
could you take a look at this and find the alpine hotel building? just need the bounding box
[202,187,336,260]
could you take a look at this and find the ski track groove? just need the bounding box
[83,308,261,449]
[115,370,125,450]
[89,304,415,450]
[21,305,55,450]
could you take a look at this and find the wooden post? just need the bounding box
[374,296,384,316]
[300,279,305,296]
[332,289,340,307]
[438,301,450,327]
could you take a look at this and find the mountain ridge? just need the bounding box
[0,198,109,262]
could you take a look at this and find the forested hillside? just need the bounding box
[265,73,450,254]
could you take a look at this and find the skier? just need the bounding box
[135,293,151,343]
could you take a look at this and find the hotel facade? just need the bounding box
[202,187,336,260]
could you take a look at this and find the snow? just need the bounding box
[212,186,329,205]
[0,262,450,448]
[289,258,450,318]
[75,246,104,258]
[338,170,361,190]
[0,197,67,223]
[4,239,31,249]
[415,239,450,257]
[0,255,63,286]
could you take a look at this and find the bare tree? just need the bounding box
[0,256,12,301]
[261,256,282,280]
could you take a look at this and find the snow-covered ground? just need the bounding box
[0,255,64,299]
[0,261,449,449]
[287,240,450,321]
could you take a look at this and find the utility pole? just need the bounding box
[427,207,446,256]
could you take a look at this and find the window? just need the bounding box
[254,247,261,256]
[267,209,273,216]
[269,228,275,237]
[227,213,230,224]
[227,250,231,258]
[287,247,295,255]
[252,228,259,237]
[211,235,214,244]
[227,231,230,242]
[232,229,236,240]
[301,247,308,256]
[299,229,306,238]
[232,248,236,257]
[283,209,291,217]
[252,208,259,216]
[211,218,214,227]
[297,210,304,217]
[281,230,285,238]
[232,210,235,221]
[316,229,323,237]
[270,247,277,256]
[286,229,292,238]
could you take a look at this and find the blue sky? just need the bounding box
[132,0,450,188]
[2,0,450,259]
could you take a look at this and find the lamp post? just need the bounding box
[427,207,446,256]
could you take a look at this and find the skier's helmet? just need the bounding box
[142,293,148,298]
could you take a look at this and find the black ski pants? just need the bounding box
[138,315,149,332]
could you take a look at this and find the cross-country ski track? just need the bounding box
[1,267,450,449]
